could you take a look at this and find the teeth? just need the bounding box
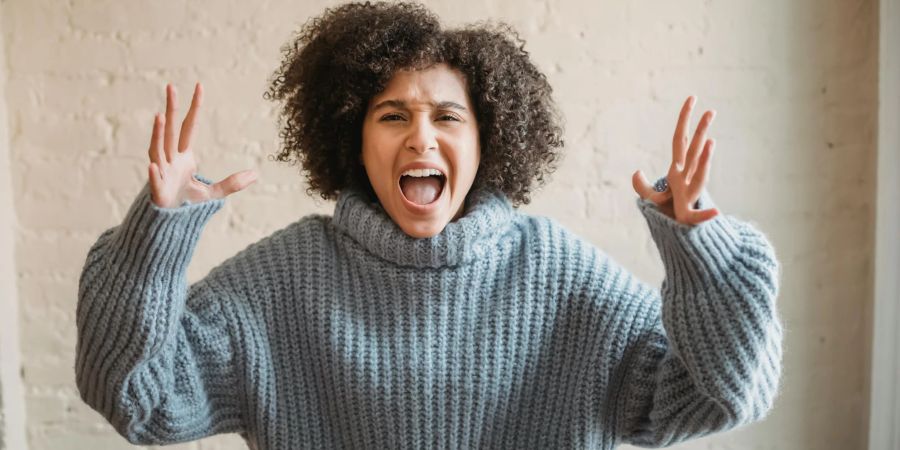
[401,168,444,178]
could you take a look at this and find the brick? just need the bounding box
[27,426,138,450]
[70,0,188,34]
[126,32,246,72]
[1,0,70,42]
[13,114,113,163]
[7,36,129,75]
[8,74,163,117]
[16,232,104,274]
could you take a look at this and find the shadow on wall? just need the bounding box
[778,0,878,449]
[1,383,5,450]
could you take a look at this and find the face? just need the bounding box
[361,63,481,238]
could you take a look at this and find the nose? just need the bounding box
[405,116,438,154]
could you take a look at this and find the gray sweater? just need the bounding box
[75,176,783,449]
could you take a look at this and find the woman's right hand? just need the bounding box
[148,82,257,208]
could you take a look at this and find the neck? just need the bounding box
[332,185,518,268]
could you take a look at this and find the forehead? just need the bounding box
[370,63,471,107]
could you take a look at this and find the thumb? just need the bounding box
[632,170,655,199]
[686,207,720,224]
[209,169,258,199]
[632,170,673,205]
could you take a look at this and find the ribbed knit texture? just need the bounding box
[75,175,783,449]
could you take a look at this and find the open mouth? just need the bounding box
[398,168,446,206]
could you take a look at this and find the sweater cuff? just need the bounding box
[636,195,743,293]
[108,174,225,272]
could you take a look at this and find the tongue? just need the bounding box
[400,176,442,205]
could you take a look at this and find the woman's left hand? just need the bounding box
[632,95,721,225]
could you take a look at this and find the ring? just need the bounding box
[652,177,669,193]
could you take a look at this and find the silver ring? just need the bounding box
[652,177,669,193]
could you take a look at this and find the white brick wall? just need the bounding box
[0,0,878,449]
[1,4,28,449]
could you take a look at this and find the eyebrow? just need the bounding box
[371,99,469,112]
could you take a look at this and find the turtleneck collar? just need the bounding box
[331,185,519,268]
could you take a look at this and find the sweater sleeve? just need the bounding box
[74,175,245,445]
[612,194,783,447]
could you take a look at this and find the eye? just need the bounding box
[379,113,405,121]
[437,114,461,122]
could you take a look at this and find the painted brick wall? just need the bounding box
[1,0,877,449]
[1,4,27,450]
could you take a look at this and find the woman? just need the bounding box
[75,2,782,449]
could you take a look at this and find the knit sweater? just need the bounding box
[75,174,783,450]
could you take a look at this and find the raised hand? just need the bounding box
[147,83,258,208]
[631,95,720,225]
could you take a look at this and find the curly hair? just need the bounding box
[265,1,564,206]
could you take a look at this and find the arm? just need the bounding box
[75,178,245,445]
[75,82,257,444]
[613,198,783,447]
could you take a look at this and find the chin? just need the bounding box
[397,219,448,239]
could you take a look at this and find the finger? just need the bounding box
[632,170,673,204]
[164,84,177,162]
[671,96,695,170]
[178,82,203,152]
[688,139,714,198]
[685,109,716,182]
[632,170,655,199]
[687,207,719,224]
[148,163,163,205]
[148,113,164,164]
[157,115,168,167]
[209,169,258,199]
